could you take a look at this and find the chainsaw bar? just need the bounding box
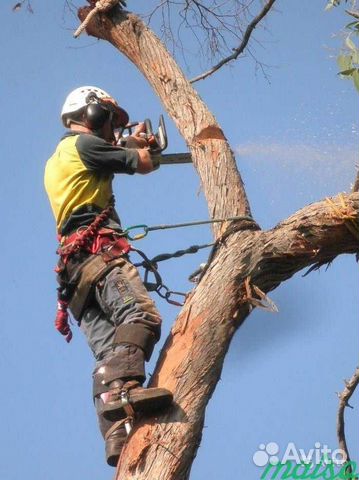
[160,153,192,164]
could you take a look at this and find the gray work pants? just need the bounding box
[79,257,162,440]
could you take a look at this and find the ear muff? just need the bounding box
[85,103,111,130]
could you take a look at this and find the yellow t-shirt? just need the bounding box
[44,132,138,234]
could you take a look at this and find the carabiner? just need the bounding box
[156,285,186,306]
[156,284,170,300]
[165,290,187,307]
[124,224,149,241]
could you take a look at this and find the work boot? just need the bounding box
[105,420,128,467]
[101,380,173,422]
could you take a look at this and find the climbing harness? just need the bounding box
[55,199,120,342]
[54,206,259,342]
[56,201,117,264]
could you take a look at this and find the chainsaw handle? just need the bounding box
[144,118,153,136]
[143,116,168,153]
[157,114,168,151]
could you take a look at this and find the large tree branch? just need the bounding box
[248,193,359,293]
[114,193,359,479]
[190,0,277,83]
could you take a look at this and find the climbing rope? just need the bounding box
[122,215,255,240]
[126,215,259,305]
[150,242,214,264]
[73,0,126,38]
[126,217,256,304]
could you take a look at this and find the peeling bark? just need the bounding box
[117,193,359,479]
[75,5,359,479]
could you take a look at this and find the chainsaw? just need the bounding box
[120,115,192,165]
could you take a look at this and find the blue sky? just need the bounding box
[0,1,358,479]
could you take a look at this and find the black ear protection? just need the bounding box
[84,92,112,130]
[85,103,111,130]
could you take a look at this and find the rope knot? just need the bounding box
[74,0,122,38]
[95,0,119,12]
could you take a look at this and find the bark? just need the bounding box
[113,192,359,480]
[76,6,359,479]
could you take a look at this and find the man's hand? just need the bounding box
[126,122,150,149]
[118,122,160,173]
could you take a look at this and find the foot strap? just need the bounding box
[105,416,133,440]
[120,390,136,434]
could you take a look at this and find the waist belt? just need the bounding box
[59,227,131,263]
[55,227,132,341]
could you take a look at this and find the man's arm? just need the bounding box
[76,134,138,174]
[136,148,155,174]
[76,134,157,175]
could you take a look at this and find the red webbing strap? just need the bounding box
[57,203,114,264]
[55,300,73,343]
[54,203,130,343]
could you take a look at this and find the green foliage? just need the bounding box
[327,1,359,93]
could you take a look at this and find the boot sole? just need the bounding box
[103,389,173,422]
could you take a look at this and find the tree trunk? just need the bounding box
[77,6,359,479]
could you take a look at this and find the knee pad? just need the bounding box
[113,323,156,361]
[92,346,145,399]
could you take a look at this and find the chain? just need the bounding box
[131,248,188,307]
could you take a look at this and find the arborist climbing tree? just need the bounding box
[37,0,359,478]
[44,85,173,466]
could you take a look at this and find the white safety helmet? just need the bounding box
[61,86,129,129]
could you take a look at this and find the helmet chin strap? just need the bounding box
[68,119,88,129]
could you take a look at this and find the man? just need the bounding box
[44,86,172,467]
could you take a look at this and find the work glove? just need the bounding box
[55,300,73,343]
